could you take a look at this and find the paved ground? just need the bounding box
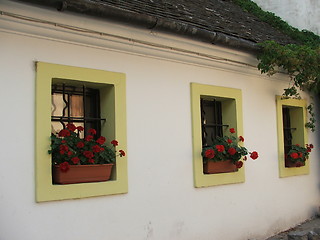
[265,217,320,240]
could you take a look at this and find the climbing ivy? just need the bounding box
[233,0,320,132]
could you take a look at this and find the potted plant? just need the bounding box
[201,128,259,174]
[48,123,125,184]
[285,144,313,168]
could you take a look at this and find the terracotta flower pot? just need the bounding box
[52,164,114,184]
[203,160,237,174]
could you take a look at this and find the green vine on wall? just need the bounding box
[233,0,320,132]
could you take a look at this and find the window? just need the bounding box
[282,107,293,166]
[191,83,244,187]
[276,96,309,177]
[35,62,128,202]
[201,99,224,147]
[51,84,102,137]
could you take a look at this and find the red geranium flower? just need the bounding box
[239,136,244,142]
[71,157,80,164]
[67,151,73,156]
[298,152,303,158]
[227,139,232,144]
[290,152,298,159]
[92,145,101,153]
[89,129,97,135]
[228,147,236,155]
[77,126,84,132]
[88,159,95,164]
[58,129,70,137]
[229,128,235,133]
[216,145,225,152]
[66,123,76,132]
[59,150,65,155]
[111,140,119,146]
[96,136,106,145]
[85,135,94,142]
[250,151,259,160]
[205,149,215,159]
[235,161,243,169]
[59,162,70,172]
[119,150,126,157]
[77,141,85,148]
[309,144,314,149]
[83,151,94,159]
[59,145,69,152]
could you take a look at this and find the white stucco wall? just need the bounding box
[252,0,320,34]
[1,1,320,240]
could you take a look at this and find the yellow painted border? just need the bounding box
[191,83,245,187]
[35,62,128,202]
[276,96,309,177]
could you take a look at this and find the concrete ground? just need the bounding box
[265,217,320,240]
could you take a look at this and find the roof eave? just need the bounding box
[16,0,261,53]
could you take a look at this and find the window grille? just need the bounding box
[201,99,227,147]
[51,83,105,136]
[282,107,295,155]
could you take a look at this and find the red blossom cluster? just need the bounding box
[49,123,126,172]
[286,143,313,167]
[202,128,259,169]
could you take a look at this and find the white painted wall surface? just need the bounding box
[252,0,320,34]
[1,1,320,240]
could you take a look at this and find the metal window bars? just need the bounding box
[51,83,105,136]
[282,107,296,155]
[201,98,229,147]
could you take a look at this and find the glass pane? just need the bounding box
[51,93,66,116]
[70,95,84,117]
[51,121,65,134]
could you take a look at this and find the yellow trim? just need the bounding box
[276,96,309,177]
[35,62,128,202]
[191,83,244,187]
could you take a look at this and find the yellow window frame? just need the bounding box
[191,83,245,187]
[35,62,128,202]
[276,96,309,177]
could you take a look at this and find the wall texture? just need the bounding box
[252,0,320,34]
[1,1,319,240]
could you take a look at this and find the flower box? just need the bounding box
[52,164,114,184]
[285,159,305,168]
[203,160,237,174]
[285,144,313,168]
[49,123,126,185]
[202,128,259,174]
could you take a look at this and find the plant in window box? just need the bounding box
[285,144,313,168]
[48,123,125,184]
[202,128,259,174]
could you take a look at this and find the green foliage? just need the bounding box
[233,0,320,132]
[257,42,320,132]
[232,0,320,46]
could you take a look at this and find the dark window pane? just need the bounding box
[201,99,223,147]
[283,107,293,155]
